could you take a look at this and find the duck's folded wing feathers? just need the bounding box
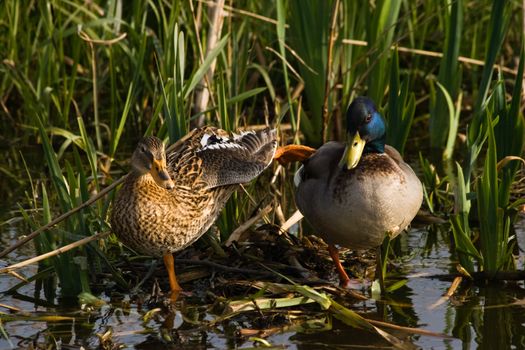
[197,128,277,188]
[384,145,403,164]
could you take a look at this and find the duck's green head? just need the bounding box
[340,97,386,170]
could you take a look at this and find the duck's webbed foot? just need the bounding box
[274,145,316,165]
[327,244,369,290]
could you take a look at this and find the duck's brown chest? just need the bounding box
[111,175,235,256]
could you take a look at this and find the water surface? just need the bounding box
[1,206,524,349]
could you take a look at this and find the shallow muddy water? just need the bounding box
[1,211,525,349]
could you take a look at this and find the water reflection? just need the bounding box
[450,283,525,350]
[291,318,402,349]
[1,205,525,348]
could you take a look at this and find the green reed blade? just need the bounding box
[184,35,229,100]
[217,73,230,130]
[386,49,415,155]
[477,112,501,275]
[366,0,401,104]
[228,87,268,105]
[287,0,332,145]
[429,0,463,150]
[494,45,525,206]
[37,118,72,214]
[339,1,363,111]
[434,82,461,162]
[77,117,99,192]
[109,82,135,158]
[448,160,478,272]
[470,1,510,131]
[276,0,297,139]
[249,64,276,102]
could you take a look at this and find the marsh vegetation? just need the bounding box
[0,0,524,348]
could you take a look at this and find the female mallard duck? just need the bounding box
[111,127,277,297]
[278,97,422,287]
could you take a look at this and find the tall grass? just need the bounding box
[1,0,524,300]
[443,0,523,277]
[429,0,463,151]
[385,49,415,155]
[286,0,332,145]
[465,0,511,183]
[365,0,401,104]
[17,116,114,299]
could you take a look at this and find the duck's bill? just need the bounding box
[151,159,175,190]
[339,131,366,170]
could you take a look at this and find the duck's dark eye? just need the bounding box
[365,114,372,123]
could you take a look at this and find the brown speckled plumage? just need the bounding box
[111,127,277,257]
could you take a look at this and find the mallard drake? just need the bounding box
[279,97,423,287]
[111,127,277,297]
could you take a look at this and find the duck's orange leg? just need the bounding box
[274,145,316,165]
[163,253,182,300]
[327,244,352,287]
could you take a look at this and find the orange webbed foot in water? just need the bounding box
[327,244,366,289]
[327,244,352,287]
[163,253,182,301]
[274,145,316,165]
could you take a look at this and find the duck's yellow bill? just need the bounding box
[339,131,366,170]
[151,158,175,190]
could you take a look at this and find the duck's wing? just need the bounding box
[384,145,403,163]
[384,144,419,177]
[168,127,277,189]
[294,142,345,186]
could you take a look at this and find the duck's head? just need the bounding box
[339,97,386,170]
[131,136,175,190]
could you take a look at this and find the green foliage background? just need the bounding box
[0,0,524,297]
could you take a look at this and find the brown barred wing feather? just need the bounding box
[196,128,277,189]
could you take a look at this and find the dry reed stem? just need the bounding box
[78,29,127,150]
[322,0,340,144]
[265,46,304,83]
[343,39,519,76]
[193,0,225,127]
[174,258,274,277]
[0,131,196,259]
[280,210,304,233]
[0,232,109,274]
[199,0,286,27]
[0,177,125,259]
[367,318,453,339]
[7,270,28,283]
[270,164,282,185]
[202,0,515,88]
[225,204,273,246]
[0,303,21,312]
[427,276,462,310]
[496,156,525,170]
[78,30,127,45]
[445,276,463,297]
